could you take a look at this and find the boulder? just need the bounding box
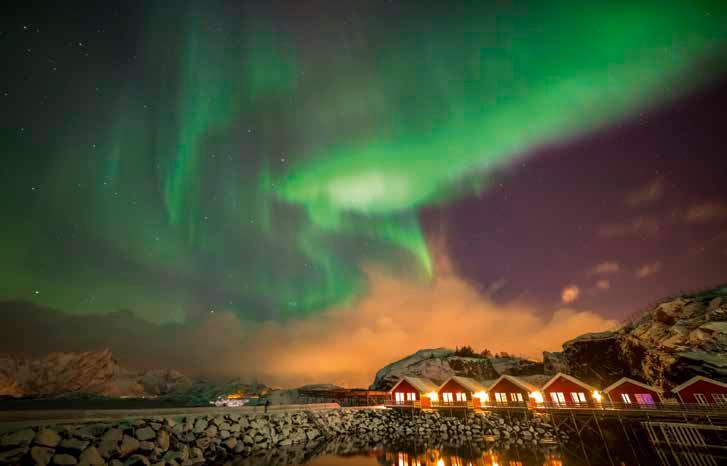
[31,446,55,466]
[1,428,36,447]
[135,427,155,441]
[119,435,140,457]
[60,438,89,451]
[35,429,62,448]
[156,430,169,451]
[78,447,104,466]
[53,453,78,465]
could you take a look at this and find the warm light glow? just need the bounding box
[473,391,489,401]
[529,391,544,404]
[437,460,445,466]
[592,390,603,402]
[427,391,439,402]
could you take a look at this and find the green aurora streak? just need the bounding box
[5,0,727,322]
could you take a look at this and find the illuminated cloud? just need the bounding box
[635,262,663,279]
[560,285,581,304]
[683,201,727,224]
[596,280,611,290]
[597,216,661,239]
[625,178,666,208]
[588,261,621,276]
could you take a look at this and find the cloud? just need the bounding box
[625,178,665,208]
[683,201,727,224]
[598,216,661,239]
[0,265,616,388]
[596,279,611,290]
[560,285,580,304]
[635,262,662,279]
[588,261,621,276]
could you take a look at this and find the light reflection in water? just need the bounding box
[383,449,562,466]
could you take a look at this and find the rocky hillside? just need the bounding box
[370,348,542,390]
[0,349,267,402]
[0,349,194,398]
[550,286,727,390]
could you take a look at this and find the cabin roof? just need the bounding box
[541,372,597,392]
[389,376,439,394]
[488,374,538,393]
[671,375,727,393]
[440,376,486,393]
[603,377,663,394]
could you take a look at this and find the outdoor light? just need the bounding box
[529,391,544,404]
[473,391,488,401]
[593,390,603,402]
[427,392,439,402]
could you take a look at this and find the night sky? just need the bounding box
[2,1,727,386]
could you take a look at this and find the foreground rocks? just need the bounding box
[0,408,563,465]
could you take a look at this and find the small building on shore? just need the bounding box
[541,373,599,406]
[603,377,662,407]
[487,375,538,406]
[672,376,727,406]
[438,376,488,407]
[388,377,439,407]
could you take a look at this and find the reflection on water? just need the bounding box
[222,424,727,466]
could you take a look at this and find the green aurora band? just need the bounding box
[4,0,727,322]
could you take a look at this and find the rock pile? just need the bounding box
[0,408,563,465]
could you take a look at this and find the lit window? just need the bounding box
[406,392,415,401]
[634,393,655,406]
[694,393,708,405]
[713,394,727,406]
[621,393,631,404]
[495,392,507,403]
[550,392,565,404]
[517,393,524,402]
[510,393,518,402]
[579,392,587,403]
[456,392,466,402]
[395,392,405,403]
[443,392,453,403]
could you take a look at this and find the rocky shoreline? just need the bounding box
[0,408,564,465]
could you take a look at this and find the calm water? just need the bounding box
[220,426,727,466]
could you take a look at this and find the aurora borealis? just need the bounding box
[3,1,727,385]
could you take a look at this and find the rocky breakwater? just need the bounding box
[0,409,563,465]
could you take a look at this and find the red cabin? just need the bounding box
[541,373,598,407]
[438,376,487,407]
[389,377,439,408]
[672,376,727,406]
[487,375,536,406]
[603,377,662,408]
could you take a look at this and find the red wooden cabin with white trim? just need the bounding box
[437,376,487,407]
[541,373,598,407]
[388,377,439,408]
[672,376,727,406]
[603,377,662,407]
[487,375,537,406]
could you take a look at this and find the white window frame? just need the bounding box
[516,393,524,402]
[621,393,631,404]
[455,392,466,402]
[694,393,708,405]
[395,392,405,403]
[495,392,506,403]
[550,392,565,404]
[712,393,727,405]
[443,392,453,403]
[406,392,415,401]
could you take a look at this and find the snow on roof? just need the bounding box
[389,376,439,393]
[488,374,538,393]
[671,375,727,393]
[603,377,663,394]
[440,376,487,393]
[541,372,597,392]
